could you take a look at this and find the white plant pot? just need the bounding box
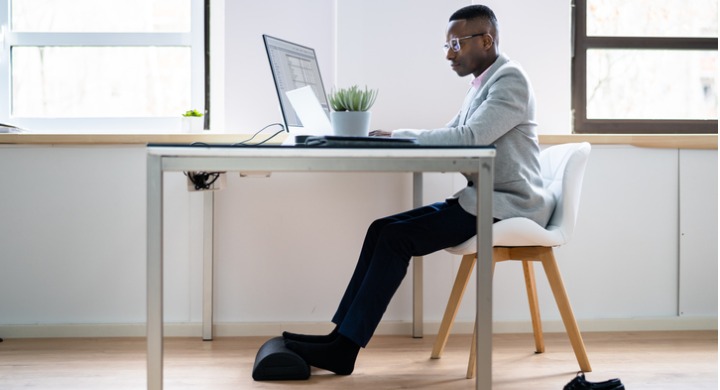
[330,111,371,137]
[182,116,204,133]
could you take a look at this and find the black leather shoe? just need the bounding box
[564,372,625,390]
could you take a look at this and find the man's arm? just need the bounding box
[369,130,392,137]
[392,64,533,145]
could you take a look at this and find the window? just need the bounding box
[572,0,718,134]
[0,0,205,132]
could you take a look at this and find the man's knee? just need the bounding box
[367,216,396,237]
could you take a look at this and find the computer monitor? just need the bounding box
[263,34,331,132]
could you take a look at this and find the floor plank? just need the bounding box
[0,331,716,389]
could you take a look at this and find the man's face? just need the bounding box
[444,19,494,78]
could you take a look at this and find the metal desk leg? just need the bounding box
[412,172,423,338]
[412,256,423,338]
[202,191,214,341]
[475,160,494,390]
[147,154,164,390]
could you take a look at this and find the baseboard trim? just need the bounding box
[1,316,715,339]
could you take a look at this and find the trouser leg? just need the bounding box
[331,202,445,327]
[333,200,477,347]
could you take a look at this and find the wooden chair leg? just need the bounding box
[467,319,477,379]
[540,250,592,372]
[431,254,476,359]
[522,260,545,353]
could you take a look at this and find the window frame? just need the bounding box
[0,0,205,133]
[571,0,718,134]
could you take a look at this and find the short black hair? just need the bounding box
[449,4,498,32]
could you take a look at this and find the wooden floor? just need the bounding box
[0,331,716,389]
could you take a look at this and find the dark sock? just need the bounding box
[282,326,339,343]
[284,334,360,375]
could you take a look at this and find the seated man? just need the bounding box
[283,4,555,376]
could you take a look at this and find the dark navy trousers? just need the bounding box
[331,199,477,347]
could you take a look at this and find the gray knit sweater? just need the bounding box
[393,53,555,226]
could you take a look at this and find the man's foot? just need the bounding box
[285,334,360,375]
[282,327,338,343]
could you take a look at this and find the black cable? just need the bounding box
[185,171,221,190]
[233,122,285,146]
[186,123,285,147]
[183,123,286,183]
[249,128,286,146]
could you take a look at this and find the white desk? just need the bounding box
[146,145,495,390]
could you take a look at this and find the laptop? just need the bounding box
[263,35,417,147]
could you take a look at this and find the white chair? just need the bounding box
[432,142,592,379]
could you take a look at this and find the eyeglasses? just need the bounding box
[443,33,488,53]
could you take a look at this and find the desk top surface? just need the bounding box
[148,144,496,159]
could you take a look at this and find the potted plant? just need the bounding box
[328,85,378,136]
[182,109,204,133]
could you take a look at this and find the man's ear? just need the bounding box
[482,34,495,49]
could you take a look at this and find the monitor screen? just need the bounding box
[263,35,330,130]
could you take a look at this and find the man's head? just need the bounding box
[445,5,499,78]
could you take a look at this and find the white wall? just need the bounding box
[0,146,147,325]
[1,145,715,336]
[222,0,336,133]
[336,0,571,133]
[219,0,571,135]
[0,1,716,337]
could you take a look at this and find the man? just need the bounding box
[283,4,554,376]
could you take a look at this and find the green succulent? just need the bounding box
[328,85,378,112]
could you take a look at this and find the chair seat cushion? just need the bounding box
[445,217,567,256]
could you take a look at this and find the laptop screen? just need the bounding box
[263,35,331,133]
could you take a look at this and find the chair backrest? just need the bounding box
[539,142,591,243]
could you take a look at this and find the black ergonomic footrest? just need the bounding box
[252,336,310,381]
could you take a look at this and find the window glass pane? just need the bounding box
[586,49,717,120]
[11,0,191,32]
[587,0,718,37]
[12,47,190,117]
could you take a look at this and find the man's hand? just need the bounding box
[369,129,393,137]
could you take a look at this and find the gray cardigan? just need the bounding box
[393,53,554,226]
